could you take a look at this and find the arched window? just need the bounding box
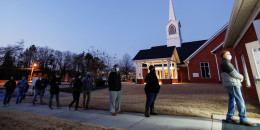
[169,24,176,35]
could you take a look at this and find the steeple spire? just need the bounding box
[169,0,176,21]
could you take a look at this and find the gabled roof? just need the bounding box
[184,23,228,63]
[177,40,207,64]
[133,40,206,62]
[132,45,175,61]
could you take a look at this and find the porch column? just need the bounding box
[174,62,178,79]
[147,62,150,73]
[171,62,174,79]
[140,62,143,79]
[167,60,171,79]
[136,62,139,79]
[159,70,162,79]
[162,60,165,79]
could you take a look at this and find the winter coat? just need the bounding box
[50,77,61,94]
[220,59,244,87]
[16,80,29,90]
[35,79,48,90]
[72,77,82,93]
[144,73,160,93]
[82,77,93,91]
[4,79,16,92]
[108,70,121,91]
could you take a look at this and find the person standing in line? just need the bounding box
[82,72,93,110]
[16,76,29,104]
[68,73,82,112]
[144,65,160,117]
[2,76,16,107]
[48,72,62,110]
[220,51,256,126]
[108,65,124,116]
[32,75,48,105]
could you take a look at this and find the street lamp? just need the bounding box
[30,63,37,81]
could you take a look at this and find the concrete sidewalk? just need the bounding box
[1,103,260,130]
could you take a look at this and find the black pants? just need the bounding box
[69,92,80,110]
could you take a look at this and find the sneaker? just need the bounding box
[49,107,53,110]
[240,121,257,126]
[75,109,79,112]
[67,107,71,111]
[225,119,239,124]
[144,113,150,118]
[16,102,18,104]
[112,113,117,116]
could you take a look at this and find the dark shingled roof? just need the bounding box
[177,40,207,64]
[133,40,207,63]
[133,45,175,60]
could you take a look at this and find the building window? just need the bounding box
[241,55,251,87]
[169,24,176,35]
[200,62,211,79]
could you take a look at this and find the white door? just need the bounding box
[245,41,260,103]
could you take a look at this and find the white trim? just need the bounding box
[187,63,190,82]
[184,24,228,63]
[133,57,171,62]
[214,54,221,81]
[235,56,240,73]
[224,0,260,48]
[211,42,224,54]
[200,62,211,79]
[241,54,251,87]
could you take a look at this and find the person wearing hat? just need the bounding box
[81,72,93,110]
[2,76,16,107]
[108,64,124,116]
[144,65,160,117]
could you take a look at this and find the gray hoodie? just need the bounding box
[82,77,93,90]
[220,59,244,87]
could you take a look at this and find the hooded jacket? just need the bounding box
[108,70,121,91]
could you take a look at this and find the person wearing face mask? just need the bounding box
[108,64,123,116]
[81,72,93,110]
[32,75,48,105]
[68,73,82,112]
[220,51,256,126]
[48,72,62,110]
[144,65,160,117]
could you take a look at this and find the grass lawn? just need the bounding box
[59,83,260,118]
[0,108,118,130]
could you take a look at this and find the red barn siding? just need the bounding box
[188,30,227,83]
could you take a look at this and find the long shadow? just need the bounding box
[222,121,260,130]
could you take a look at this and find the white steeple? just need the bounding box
[166,0,182,47]
[169,0,176,21]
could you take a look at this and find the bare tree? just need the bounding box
[119,53,135,80]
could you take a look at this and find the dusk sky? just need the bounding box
[0,0,234,59]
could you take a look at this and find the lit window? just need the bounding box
[200,62,211,79]
[241,55,251,86]
[169,25,176,35]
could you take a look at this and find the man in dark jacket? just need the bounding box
[32,75,48,105]
[82,72,93,110]
[48,72,62,110]
[144,65,160,117]
[108,64,123,116]
[220,51,256,126]
[2,76,16,107]
[68,73,82,111]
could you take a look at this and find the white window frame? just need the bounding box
[200,62,211,79]
[241,55,251,87]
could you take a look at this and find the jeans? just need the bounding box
[32,89,44,104]
[69,92,80,110]
[82,90,91,108]
[226,86,247,122]
[16,88,25,103]
[145,91,158,111]
[110,91,122,113]
[48,93,60,107]
[3,91,13,105]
